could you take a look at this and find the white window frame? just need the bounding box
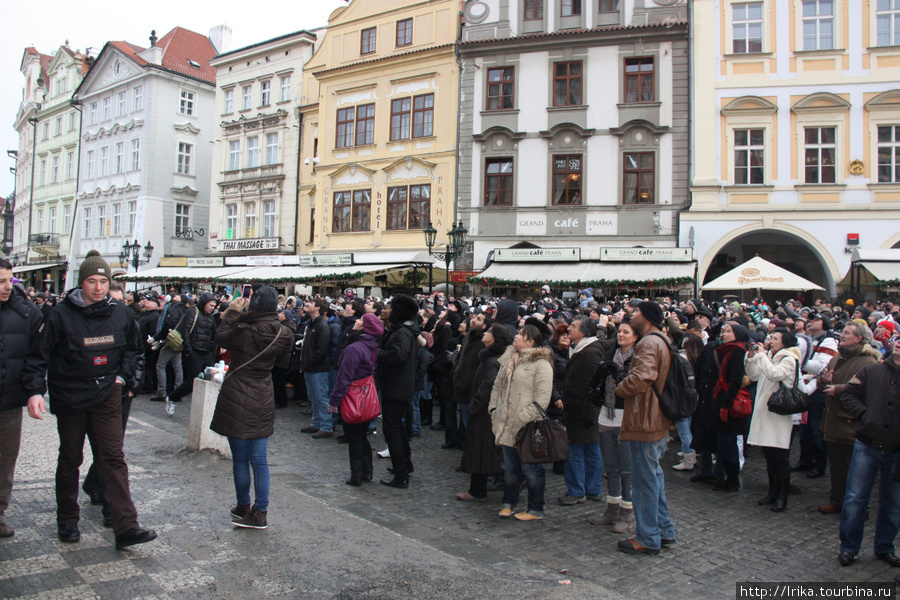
[260,80,271,107]
[89,102,98,125]
[801,0,835,51]
[97,204,106,237]
[55,116,62,136]
[52,155,59,183]
[228,140,241,171]
[732,2,764,54]
[127,201,136,235]
[66,151,74,180]
[133,86,143,112]
[876,0,900,46]
[112,202,121,236]
[226,203,238,239]
[42,122,49,140]
[115,142,124,174]
[100,146,109,176]
[876,123,900,183]
[803,126,838,184]
[263,200,276,238]
[177,143,192,174]
[69,111,77,131]
[83,206,92,238]
[175,203,190,234]
[64,204,71,235]
[247,137,259,168]
[118,91,127,116]
[244,202,257,238]
[224,89,234,113]
[37,210,43,233]
[280,76,291,102]
[242,85,252,110]
[86,150,95,179]
[180,90,195,115]
[39,159,46,185]
[266,133,278,165]
[49,206,57,234]
[733,128,766,185]
[103,97,111,121]
[130,139,140,171]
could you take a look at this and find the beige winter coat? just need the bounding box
[489,346,554,447]
[745,347,802,450]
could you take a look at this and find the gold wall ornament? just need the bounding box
[849,159,864,176]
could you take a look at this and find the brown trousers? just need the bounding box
[0,407,23,522]
[55,384,138,535]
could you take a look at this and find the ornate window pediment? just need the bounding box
[609,119,668,137]
[865,90,900,112]
[329,163,377,187]
[791,92,850,114]
[384,157,436,181]
[722,96,778,116]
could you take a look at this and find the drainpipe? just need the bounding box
[295,109,303,255]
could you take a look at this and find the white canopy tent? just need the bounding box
[702,256,824,291]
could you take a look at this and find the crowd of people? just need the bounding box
[0,265,898,577]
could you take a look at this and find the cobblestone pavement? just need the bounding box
[1,392,897,599]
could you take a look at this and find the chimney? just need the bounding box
[208,24,232,55]
[137,30,163,65]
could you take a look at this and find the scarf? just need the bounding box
[498,349,523,394]
[569,336,598,358]
[713,341,746,399]
[604,346,634,420]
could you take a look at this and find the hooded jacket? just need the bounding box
[329,332,379,411]
[38,289,139,415]
[0,286,46,411]
[188,293,218,355]
[495,299,519,339]
[562,337,605,444]
[210,310,292,439]
[489,345,553,447]
[377,295,420,402]
[451,325,486,404]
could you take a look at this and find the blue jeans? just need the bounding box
[501,446,546,515]
[228,437,269,511]
[411,390,423,435]
[629,438,675,549]
[598,427,632,501]
[564,443,603,498]
[839,439,900,556]
[305,371,332,432]
[675,418,693,454]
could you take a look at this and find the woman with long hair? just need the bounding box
[211,286,293,530]
[745,327,802,512]
[457,323,513,501]
[489,325,554,521]
[589,320,637,533]
[710,323,751,492]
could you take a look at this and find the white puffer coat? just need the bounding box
[745,347,802,450]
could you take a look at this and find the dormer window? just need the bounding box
[188,59,201,69]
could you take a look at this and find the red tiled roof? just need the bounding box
[155,27,217,84]
[108,41,148,65]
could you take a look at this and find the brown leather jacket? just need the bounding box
[616,329,673,442]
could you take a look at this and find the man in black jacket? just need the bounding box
[0,258,46,538]
[300,298,333,437]
[836,351,900,567]
[166,292,218,410]
[378,294,419,488]
[31,250,156,550]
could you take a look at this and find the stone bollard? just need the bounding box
[187,377,231,458]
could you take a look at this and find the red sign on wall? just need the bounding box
[450,270,481,283]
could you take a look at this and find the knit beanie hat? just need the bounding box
[78,250,111,285]
[636,300,665,330]
[362,313,384,337]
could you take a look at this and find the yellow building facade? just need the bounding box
[685,0,900,298]
[298,0,461,266]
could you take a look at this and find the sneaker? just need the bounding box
[513,510,543,521]
[165,399,175,415]
[233,508,267,530]
[377,448,391,459]
[498,507,514,518]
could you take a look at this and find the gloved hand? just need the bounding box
[327,404,339,415]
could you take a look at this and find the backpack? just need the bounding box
[647,332,699,421]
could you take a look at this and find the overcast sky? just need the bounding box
[2,0,347,195]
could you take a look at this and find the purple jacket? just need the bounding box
[329,333,379,410]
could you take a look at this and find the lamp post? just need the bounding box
[423,220,467,295]
[119,240,154,291]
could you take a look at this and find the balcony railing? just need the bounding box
[29,233,60,253]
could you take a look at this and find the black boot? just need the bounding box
[771,477,789,512]
[712,461,741,492]
[379,475,409,489]
[758,474,777,505]
[345,459,364,487]
[362,451,373,482]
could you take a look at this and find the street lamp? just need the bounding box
[423,220,467,295]
[119,239,154,273]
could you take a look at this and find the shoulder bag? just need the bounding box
[515,402,569,464]
[224,327,284,381]
[766,359,812,416]
[341,349,381,424]
[165,312,188,352]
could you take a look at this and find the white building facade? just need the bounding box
[685,0,900,299]
[458,0,692,295]
[207,30,317,257]
[66,27,219,289]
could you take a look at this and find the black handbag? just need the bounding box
[766,360,812,416]
[514,402,569,464]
